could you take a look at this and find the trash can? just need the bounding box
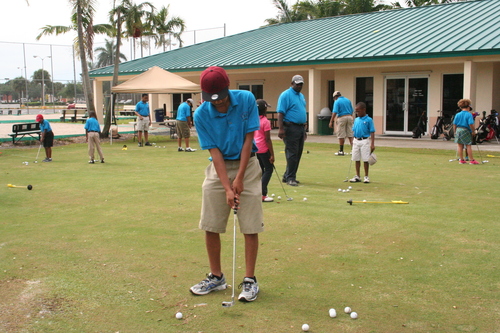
[317,107,333,135]
[154,108,165,122]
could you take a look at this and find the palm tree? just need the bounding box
[152,5,186,51]
[95,39,127,68]
[392,0,463,7]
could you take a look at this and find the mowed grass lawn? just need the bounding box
[1,136,499,333]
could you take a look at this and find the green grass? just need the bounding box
[1,137,499,332]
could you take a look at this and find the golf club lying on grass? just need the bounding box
[222,205,238,308]
[272,165,293,201]
[347,199,408,205]
[7,184,33,190]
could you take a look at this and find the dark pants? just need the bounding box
[283,122,305,182]
[257,150,273,196]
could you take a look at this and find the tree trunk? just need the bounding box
[102,8,122,138]
[76,0,96,117]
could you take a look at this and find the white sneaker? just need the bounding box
[262,196,274,202]
[190,273,227,295]
[185,147,197,152]
[238,277,259,302]
[364,176,370,183]
[349,175,361,183]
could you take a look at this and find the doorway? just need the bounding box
[385,76,428,135]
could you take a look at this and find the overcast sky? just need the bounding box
[0,0,278,82]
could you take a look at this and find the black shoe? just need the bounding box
[101,159,105,163]
[283,178,300,184]
[145,142,152,146]
[88,160,95,164]
[138,143,143,147]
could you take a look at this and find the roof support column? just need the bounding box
[463,60,476,102]
[93,79,104,124]
[308,68,321,135]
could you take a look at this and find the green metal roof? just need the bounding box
[89,0,500,77]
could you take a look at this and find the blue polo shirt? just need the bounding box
[333,96,354,117]
[453,110,474,132]
[176,102,191,121]
[194,90,260,160]
[276,87,307,124]
[84,117,101,132]
[135,101,150,116]
[352,115,375,138]
[40,119,52,133]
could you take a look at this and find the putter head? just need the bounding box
[343,179,348,182]
[287,197,293,201]
[347,199,353,205]
[221,301,234,307]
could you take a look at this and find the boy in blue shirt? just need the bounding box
[349,102,376,183]
[36,114,54,162]
[175,98,196,152]
[134,94,152,147]
[84,111,104,163]
[190,66,263,303]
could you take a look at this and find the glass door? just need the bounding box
[385,76,428,134]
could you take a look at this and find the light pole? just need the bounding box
[17,67,25,104]
[33,55,51,107]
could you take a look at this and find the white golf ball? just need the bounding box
[35,161,37,163]
[363,199,367,202]
[342,190,346,193]
[301,323,310,331]
[344,306,352,314]
[271,193,275,197]
[277,196,281,199]
[329,308,337,318]
[338,188,342,192]
[350,312,358,319]
[346,189,350,192]
[303,197,307,201]
[175,312,183,319]
[348,186,352,189]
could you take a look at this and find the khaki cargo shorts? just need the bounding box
[136,116,150,131]
[176,120,190,138]
[336,115,354,138]
[200,157,264,234]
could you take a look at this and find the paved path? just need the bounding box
[2,113,500,152]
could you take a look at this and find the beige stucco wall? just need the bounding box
[92,55,500,134]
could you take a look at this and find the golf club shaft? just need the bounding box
[348,199,408,205]
[35,143,42,161]
[231,209,237,303]
[273,164,289,198]
[474,141,483,162]
[7,184,27,188]
[344,158,353,181]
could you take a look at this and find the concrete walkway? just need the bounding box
[2,113,500,152]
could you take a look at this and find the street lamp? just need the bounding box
[33,55,51,107]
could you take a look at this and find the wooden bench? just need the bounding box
[9,122,41,144]
[60,109,88,123]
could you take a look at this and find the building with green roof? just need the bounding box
[89,0,500,135]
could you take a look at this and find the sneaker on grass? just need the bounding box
[185,147,197,152]
[335,151,345,156]
[364,176,370,183]
[262,196,274,202]
[349,175,361,183]
[177,147,184,152]
[190,273,227,295]
[238,277,259,302]
[469,159,479,165]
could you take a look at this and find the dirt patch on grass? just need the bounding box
[0,279,66,332]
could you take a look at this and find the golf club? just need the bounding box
[448,150,458,162]
[474,142,488,163]
[222,206,238,308]
[34,143,42,163]
[347,199,408,205]
[272,165,292,201]
[7,184,33,190]
[343,158,353,182]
